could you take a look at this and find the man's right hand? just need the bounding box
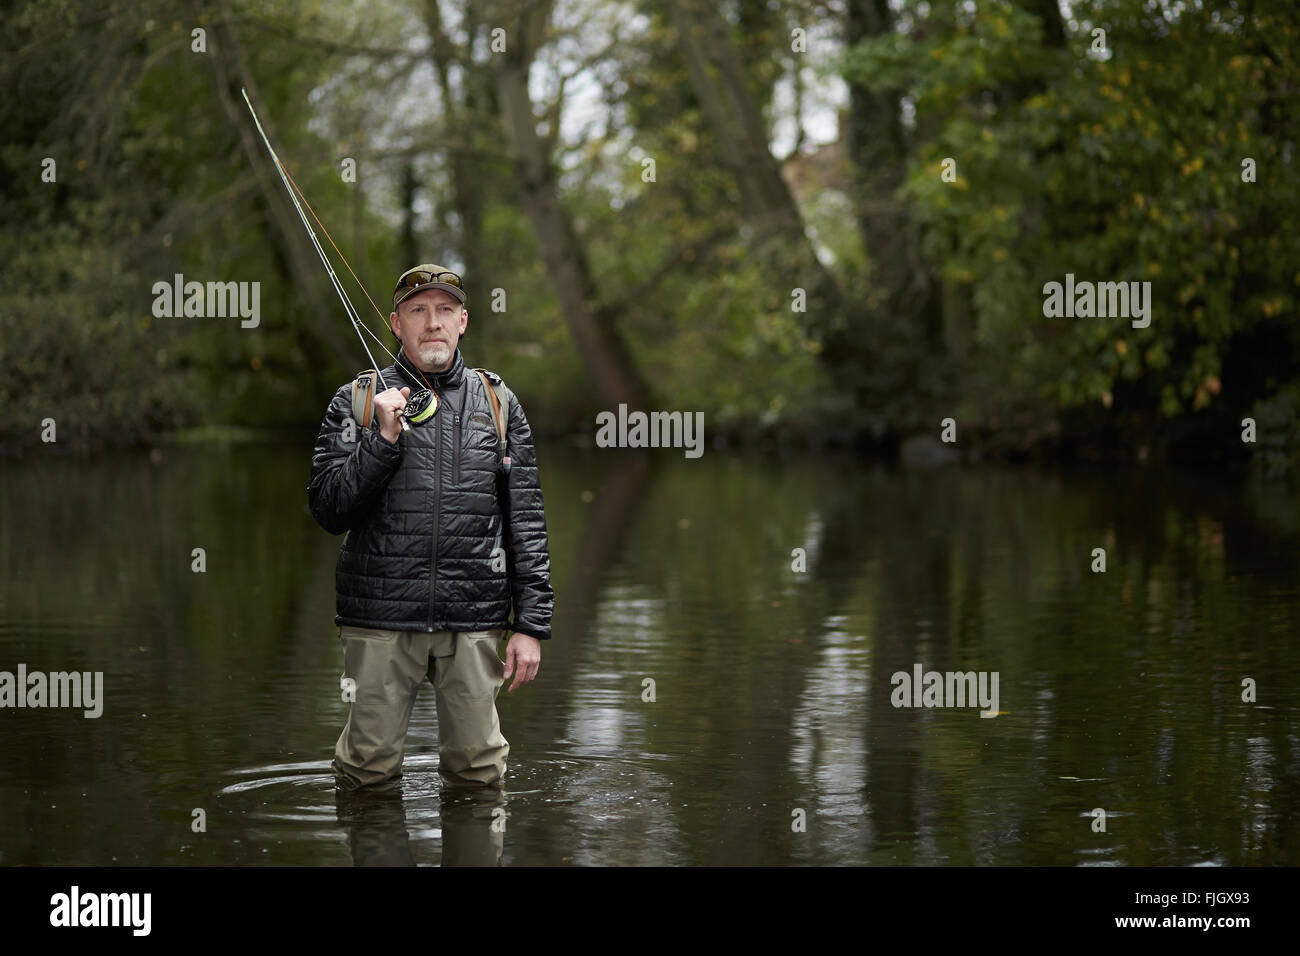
[375,387,411,443]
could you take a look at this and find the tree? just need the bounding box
[490,0,652,410]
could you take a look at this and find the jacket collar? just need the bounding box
[391,346,465,391]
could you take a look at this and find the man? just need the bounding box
[308,263,553,793]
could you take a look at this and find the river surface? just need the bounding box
[1,442,1297,865]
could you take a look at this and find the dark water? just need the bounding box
[1,442,1297,865]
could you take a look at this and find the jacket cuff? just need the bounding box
[510,622,552,641]
[365,427,403,460]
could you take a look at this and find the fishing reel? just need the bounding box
[352,371,438,430]
[403,388,438,425]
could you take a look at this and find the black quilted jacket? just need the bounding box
[307,348,553,640]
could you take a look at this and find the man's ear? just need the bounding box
[389,309,401,339]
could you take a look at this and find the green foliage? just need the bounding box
[1247,381,1300,478]
[839,0,1300,458]
[3,0,1297,462]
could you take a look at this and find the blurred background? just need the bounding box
[3,0,1298,467]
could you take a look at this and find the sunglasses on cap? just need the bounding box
[395,269,463,292]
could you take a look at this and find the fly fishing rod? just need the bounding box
[240,87,439,430]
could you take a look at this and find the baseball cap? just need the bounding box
[392,263,466,309]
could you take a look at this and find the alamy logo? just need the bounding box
[1042,273,1151,328]
[152,273,261,328]
[0,664,103,718]
[50,886,151,936]
[595,404,704,459]
[890,664,1000,718]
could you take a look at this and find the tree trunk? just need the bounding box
[490,0,651,410]
[667,0,853,371]
[841,0,946,428]
[399,160,419,268]
[200,0,357,371]
[844,0,907,292]
[421,0,488,288]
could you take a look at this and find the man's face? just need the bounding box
[389,288,467,372]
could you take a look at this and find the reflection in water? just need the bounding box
[218,758,505,866]
[334,788,416,867]
[332,786,505,867]
[0,445,1297,865]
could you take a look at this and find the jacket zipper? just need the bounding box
[429,392,441,632]
[454,413,461,485]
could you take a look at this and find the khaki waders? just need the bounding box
[333,627,510,792]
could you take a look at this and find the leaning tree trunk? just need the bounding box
[666,0,851,359]
[490,0,651,411]
[200,0,359,371]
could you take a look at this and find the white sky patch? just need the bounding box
[772,67,847,159]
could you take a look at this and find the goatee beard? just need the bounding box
[416,342,452,369]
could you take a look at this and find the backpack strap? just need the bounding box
[351,369,379,427]
[473,368,512,474]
